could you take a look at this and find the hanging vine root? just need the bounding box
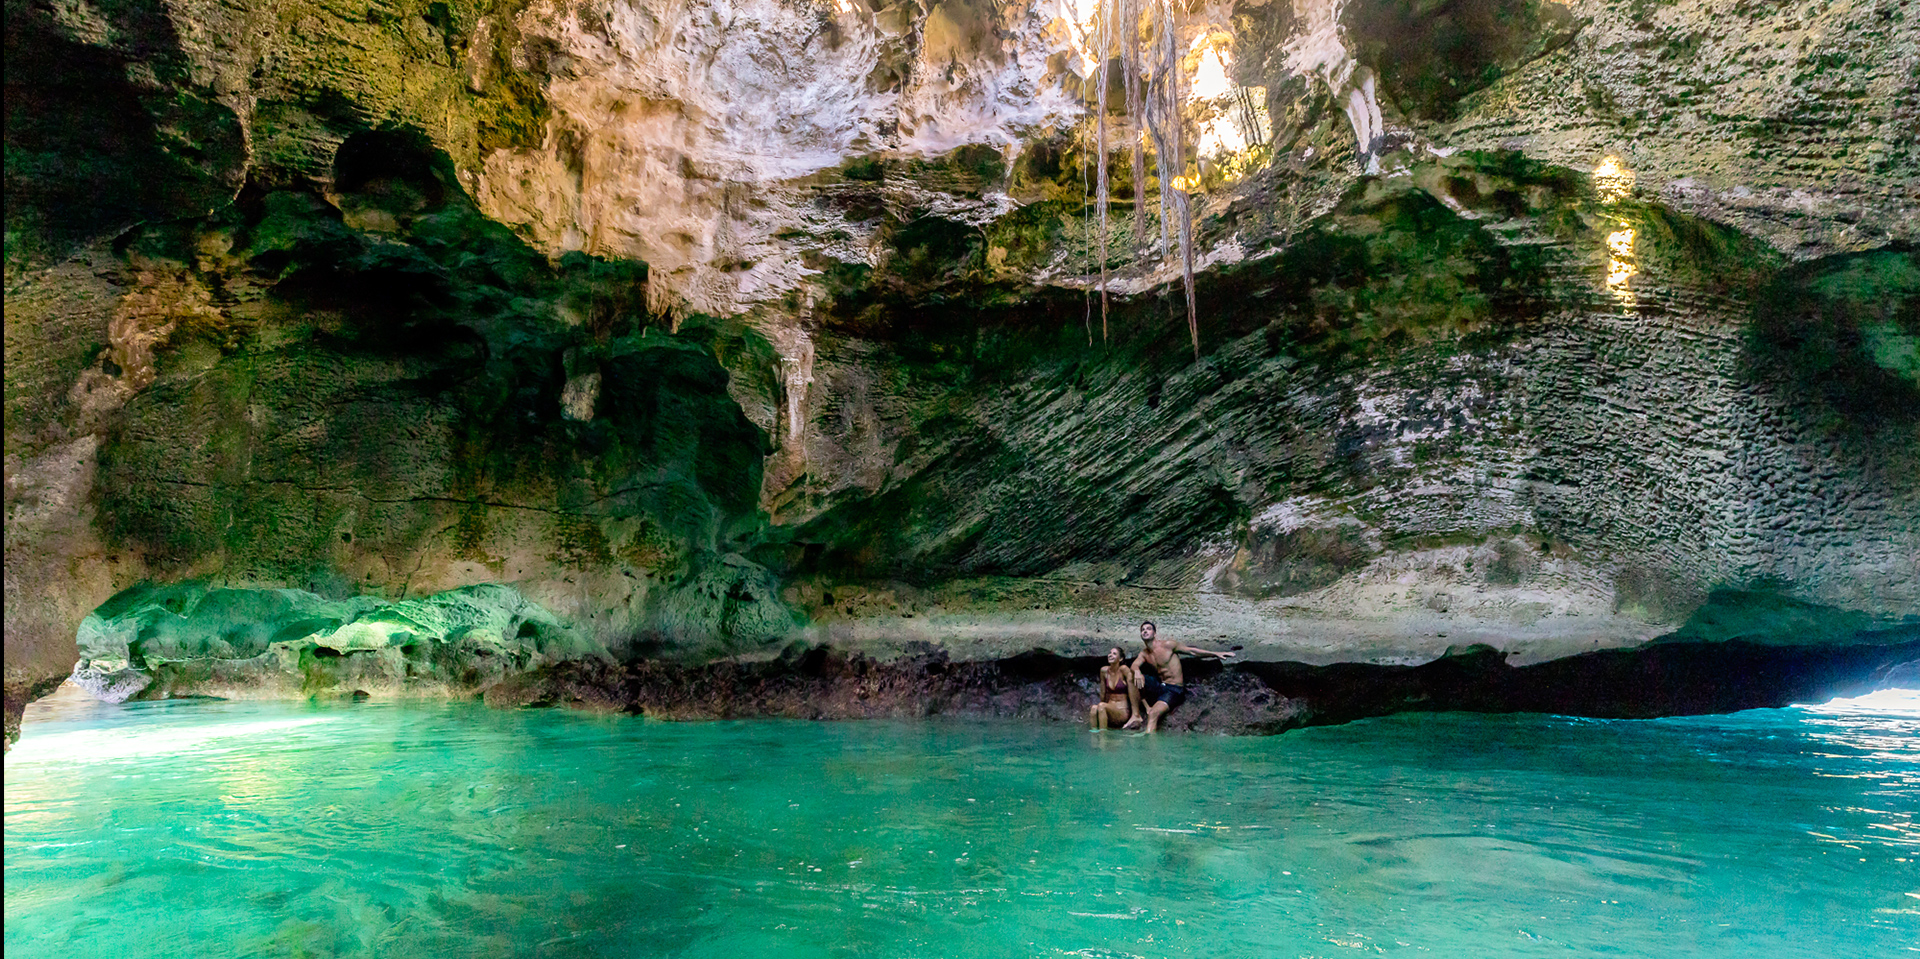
[1096,0,1113,343]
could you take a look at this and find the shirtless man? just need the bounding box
[1122,621,1236,732]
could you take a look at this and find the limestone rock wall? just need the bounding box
[761,176,1919,666]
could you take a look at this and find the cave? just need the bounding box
[5,0,1917,955]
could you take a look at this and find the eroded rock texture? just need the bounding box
[6,0,1917,737]
[481,626,1920,733]
[71,580,606,702]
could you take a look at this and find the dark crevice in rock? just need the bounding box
[1342,0,1584,122]
[3,0,246,266]
[1240,632,1920,729]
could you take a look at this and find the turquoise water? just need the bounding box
[6,690,1918,958]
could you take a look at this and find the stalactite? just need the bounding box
[1095,0,1112,342]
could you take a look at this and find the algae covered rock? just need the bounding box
[648,553,802,658]
[71,581,607,701]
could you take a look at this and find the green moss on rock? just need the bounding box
[72,581,602,701]
[89,128,795,654]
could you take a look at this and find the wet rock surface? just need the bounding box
[485,627,1920,734]
[1,673,67,751]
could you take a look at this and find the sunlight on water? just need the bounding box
[7,696,1918,958]
[1803,688,1920,716]
[9,717,338,764]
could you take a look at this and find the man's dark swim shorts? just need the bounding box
[1142,675,1187,710]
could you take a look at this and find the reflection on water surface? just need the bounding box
[7,689,1917,958]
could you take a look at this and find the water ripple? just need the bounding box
[6,702,1917,958]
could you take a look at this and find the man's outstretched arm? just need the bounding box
[1173,641,1236,660]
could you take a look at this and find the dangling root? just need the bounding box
[1124,0,1146,262]
[1177,190,1197,360]
[1096,0,1112,342]
[1086,0,1198,360]
[1158,0,1198,359]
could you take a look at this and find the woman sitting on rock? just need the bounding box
[1088,647,1137,730]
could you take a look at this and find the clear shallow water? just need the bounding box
[6,689,1918,958]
